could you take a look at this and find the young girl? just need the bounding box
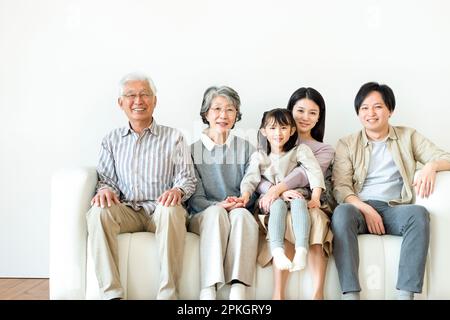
[241,108,325,272]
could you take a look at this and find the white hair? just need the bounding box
[118,72,157,96]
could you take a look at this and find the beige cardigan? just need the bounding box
[241,143,325,195]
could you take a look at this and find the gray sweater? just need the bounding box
[188,135,256,214]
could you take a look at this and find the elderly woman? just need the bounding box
[188,86,259,300]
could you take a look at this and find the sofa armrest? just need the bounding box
[49,167,97,299]
[415,171,450,299]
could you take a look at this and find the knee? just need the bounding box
[410,206,430,229]
[270,198,287,213]
[87,204,119,222]
[291,198,307,207]
[156,204,186,222]
[331,204,358,231]
[230,208,258,229]
[310,208,330,225]
[310,207,329,221]
[201,205,229,226]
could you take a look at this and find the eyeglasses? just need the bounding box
[209,106,237,115]
[122,93,153,100]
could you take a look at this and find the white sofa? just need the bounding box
[49,167,450,300]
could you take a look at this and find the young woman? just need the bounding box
[257,88,335,300]
[241,108,325,274]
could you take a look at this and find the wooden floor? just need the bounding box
[0,278,49,300]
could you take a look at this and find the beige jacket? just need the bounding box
[333,126,450,205]
[241,143,325,195]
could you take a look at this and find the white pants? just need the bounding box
[189,205,259,289]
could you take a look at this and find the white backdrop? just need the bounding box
[1,0,449,277]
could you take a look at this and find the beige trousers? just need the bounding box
[86,203,187,300]
[189,205,259,290]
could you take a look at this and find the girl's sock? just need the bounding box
[272,247,292,270]
[290,246,307,272]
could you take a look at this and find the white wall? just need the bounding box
[1,0,449,277]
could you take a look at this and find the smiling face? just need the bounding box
[291,98,320,137]
[205,95,237,136]
[260,118,296,154]
[358,90,392,139]
[118,80,157,126]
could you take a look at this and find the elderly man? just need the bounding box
[332,82,450,300]
[86,73,196,300]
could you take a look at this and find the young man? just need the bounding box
[86,73,196,300]
[332,82,450,300]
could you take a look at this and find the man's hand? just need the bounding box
[157,188,182,207]
[91,188,120,208]
[280,190,303,202]
[413,162,437,198]
[361,203,385,235]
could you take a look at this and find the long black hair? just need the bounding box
[258,108,298,155]
[287,87,326,142]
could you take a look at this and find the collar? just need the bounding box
[361,125,397,147]
[120,119,159,137]
[200,131,234,151]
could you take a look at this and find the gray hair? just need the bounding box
[118,72,157,96]
[200,86,242,126]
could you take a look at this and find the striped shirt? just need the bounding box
[96,120,196,215]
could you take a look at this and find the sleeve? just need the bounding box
[96,138,121,196]
[314,143,335,174]
[411,130,450,165]
[256,178,273,194]
[283,143,334,190]
[240,151,263,195]
[332,139,357,203]
[296,144,325,190]
[171,133,197,201]
[283,165,310,190]
[187,165,216,214]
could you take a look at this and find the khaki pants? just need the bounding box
[86,203,187,300]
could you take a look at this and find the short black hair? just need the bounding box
[287,87,326,142]
[354,82,396,114]
[258,108,298,155]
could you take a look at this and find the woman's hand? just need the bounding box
[413,162,437,198]
[307,197,321,209]
[259,184,285,213]
[217,200,239,211]
[259,194,276,214]
[217,194,247,212]
[240,192,251,207]
[280,190,303,202]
